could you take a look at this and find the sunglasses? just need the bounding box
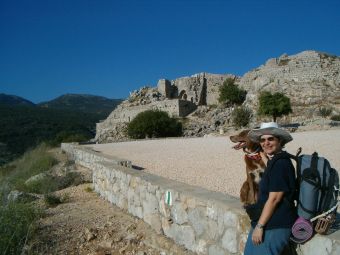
[260,136,277,143]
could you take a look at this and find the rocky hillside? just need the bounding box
[95,50,340,143]
[239,51,340,120]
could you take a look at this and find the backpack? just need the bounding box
[271,149,339,220]
[295,151,339,220]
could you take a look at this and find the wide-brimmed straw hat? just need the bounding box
[248,122,293,145]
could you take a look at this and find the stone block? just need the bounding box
[300,235,333,255]
[117,196,128,210]
[205,219,218,240]
[108,192,117,204]
[119,180,128,195]
[142,193,158,216]
[171,202,188,224]
[206,204,218,221]
[331,242,340,255]
[138,184,147,200]
[195,239,208,254]
[147,182,158,193]
[166,224,195,251]
[128,205,143,219]
[144,213,162,234]
[129,176,140,189]
[208,245,225,255]
[217,210,226,237]
[161,216,172,234]
[188,207,207,237]
[221,228,238,253]
[186,197,197,208]
[223,211,239,229]
[112,182,120,193]
[127,188,135,204]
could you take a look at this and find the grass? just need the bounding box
[4,143,58,193]
[0,202,41,255]
[44,193,62,207]
[0,143,85,253]
[84,186,94,192]
[44,192,70,207]
[23,175,59,194]
[0,144,58,254]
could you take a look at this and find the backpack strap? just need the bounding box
[266,151,297,207]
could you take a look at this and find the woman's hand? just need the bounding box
[252,227,264,245]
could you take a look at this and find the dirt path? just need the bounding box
[29,184,195,255]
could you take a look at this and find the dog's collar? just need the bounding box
[244,147,262,161]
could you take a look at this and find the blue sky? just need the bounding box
[1,0,340,103]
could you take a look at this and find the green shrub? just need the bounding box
[218,78,247,105]
[318,107,332,118]
[49,131,90,146]
[232,107,252,128]
[331,115,340,121]
[84,186,94,192]
[44,193,62,207]
[0,202,41,254]
[24,171,82,194]
[127,110,182,139]
[258,91,292,122]
[23,175,59,194]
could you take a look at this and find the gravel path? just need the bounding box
[87,129,340,198]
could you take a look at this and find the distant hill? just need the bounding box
[38,94,123,117]
[0,93,124,164]
[0,104,104,165]
[0,93,35,106]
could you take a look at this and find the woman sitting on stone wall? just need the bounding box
[244,122,297,255]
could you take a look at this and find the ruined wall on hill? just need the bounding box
[96,51,340,142]
[240,51,340,118]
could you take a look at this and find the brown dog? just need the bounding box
[230,130,266,205]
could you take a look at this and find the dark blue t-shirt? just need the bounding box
[252,152,297,229]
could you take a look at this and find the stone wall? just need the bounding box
[95,99,197,142]
[171,73,236,106]
[99,99,196,124]
[61,143,340,255]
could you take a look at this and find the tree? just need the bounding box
[218,78,247,106]
[318,106,332,118]
[232,106,252,129]
[127,110,182,139]
[258,91,292,122]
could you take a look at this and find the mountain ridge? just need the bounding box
[38,93,123,116]
[0,93,123,117]
[0,93,35,106]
